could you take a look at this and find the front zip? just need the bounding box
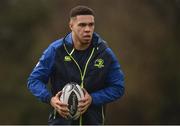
[64,44,95,126]
[63,44,95,88]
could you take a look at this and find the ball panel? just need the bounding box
[59,82,84,120]
[75,84,84,99]
[68,91,78,117]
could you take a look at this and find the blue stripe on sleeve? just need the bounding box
[27,40,61,103]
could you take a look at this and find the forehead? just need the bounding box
[73,15,94,23]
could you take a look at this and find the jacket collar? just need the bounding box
[63,32,107,54]
[63,32,108,57]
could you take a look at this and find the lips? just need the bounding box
[83,35,91,38]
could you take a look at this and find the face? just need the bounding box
[69,15,95,45]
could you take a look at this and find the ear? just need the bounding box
[69,20,73,31]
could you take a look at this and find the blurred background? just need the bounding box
[0,0,180,124]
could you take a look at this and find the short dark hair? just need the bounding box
[70,5,94,18]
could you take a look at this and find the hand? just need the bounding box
[50,91,69,119]
[78,88,92,115]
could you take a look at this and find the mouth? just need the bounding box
[82,35,92,42]
[83,35,91,38]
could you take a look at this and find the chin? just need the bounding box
[80,38,90,43]
[83,40,91,44]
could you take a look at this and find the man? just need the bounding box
[27,5,125,125]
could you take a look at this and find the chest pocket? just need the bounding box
[84,59,109,92]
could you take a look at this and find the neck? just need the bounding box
[73,41,90,50]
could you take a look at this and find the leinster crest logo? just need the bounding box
[94,59,104,68]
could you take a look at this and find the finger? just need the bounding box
[81,107,88,114]
[79,99,85,102]
[80,105,88,113]
[78,102,89,113]
[59,107,69,113]
[79,96,88,102]
[55,91,62,97]
[78,103,89,109]
[78,102,87,108]
[82,88,87,94]
[55,103,69,112]
[78,99,89,107]
[57,109,69,118]
[82,88,89,97]
[60,113,68,119]
[78,98,91,113]
[79,105,88,114]
[78,101,85,108]
[78,107,86,113]
[57,102,68,107]
[60,111,69,116]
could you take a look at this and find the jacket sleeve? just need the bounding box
[27,44,56,103]
[91,48,125,105]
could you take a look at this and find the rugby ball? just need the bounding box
[60,82,84,120]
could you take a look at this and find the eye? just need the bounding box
[89,23,94,27]
[78,23,86,27]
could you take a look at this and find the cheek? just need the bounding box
[77,28,84,35]
[72,26,84,36]
[76,28,81,33]
[74,28,83,38]
[91,26,95,31]
[73,26,80,32]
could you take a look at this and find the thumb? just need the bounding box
[55,91,62,97]
[82,88,87,94]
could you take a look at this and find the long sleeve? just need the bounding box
[27,44,56,103]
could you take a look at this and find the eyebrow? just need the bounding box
[78,22,94,26]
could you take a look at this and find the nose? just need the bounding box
[84,26,90,32]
